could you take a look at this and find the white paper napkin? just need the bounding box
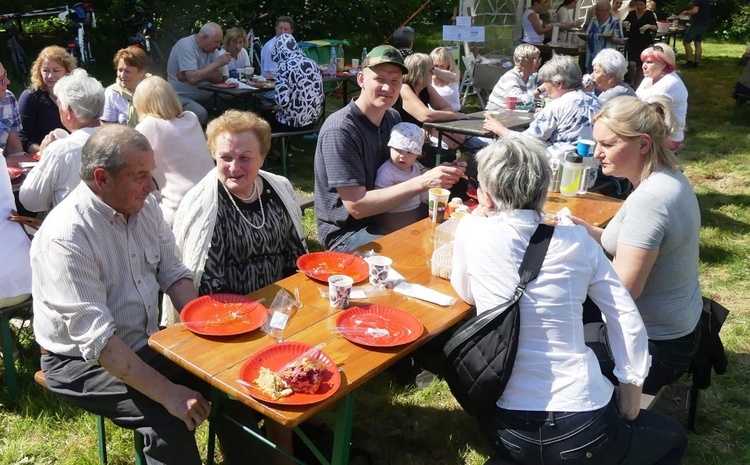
[225,78,253,90]
[556,207,575,226]
[393,282,457,307]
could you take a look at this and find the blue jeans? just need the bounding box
[479,396,686,465]
[329,226,383,252]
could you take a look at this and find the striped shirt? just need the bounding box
[31,182,191,364]
[0,90,21,151]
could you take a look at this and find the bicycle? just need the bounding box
[3,18,30,88]
[127,4,163,64]
[63,2,96,69]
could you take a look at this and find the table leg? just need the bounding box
[207,388,220,465]
[329,393,355,465]
[436,131,444,166]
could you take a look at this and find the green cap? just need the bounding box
[363,45,408,73]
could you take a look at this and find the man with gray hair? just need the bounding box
[20,68,103,211]
[31,124,233,464]
[392,26,415,58]
[167,22,232,125]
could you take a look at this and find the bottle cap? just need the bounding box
[565,153,583,163]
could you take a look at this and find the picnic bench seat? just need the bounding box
[296,193,314,213]
[34,370,146,464]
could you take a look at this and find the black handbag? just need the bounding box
[443,224,554,417]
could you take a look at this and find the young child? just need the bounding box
[429,47,462,111]
[375,122,429,233]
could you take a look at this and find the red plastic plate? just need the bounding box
[296,252,369,283]
[336,305,424,347]
[180,294,268,336]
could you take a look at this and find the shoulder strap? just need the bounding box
[518,224,554,289]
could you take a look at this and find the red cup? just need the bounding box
[506,96,517,109]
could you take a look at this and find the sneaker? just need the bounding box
[693,61,699,68]
[683,61,694,68]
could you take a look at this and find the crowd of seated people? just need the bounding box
[1,6,711,463]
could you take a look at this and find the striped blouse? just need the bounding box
[31,183,191,363]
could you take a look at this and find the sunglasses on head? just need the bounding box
[652,45,664,53]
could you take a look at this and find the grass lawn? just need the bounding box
[3,41,750,464]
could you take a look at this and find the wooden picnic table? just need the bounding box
[148,192,622,464]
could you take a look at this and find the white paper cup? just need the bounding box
[328,275,354,309]
[365,255,392,286]
[351,58,360,69]
[428,188,451,223]
[244,66,254,77]
[53,128,69,140]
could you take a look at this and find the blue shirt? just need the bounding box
[0,90,21,151]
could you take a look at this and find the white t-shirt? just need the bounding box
[19,126,98,211]
[261,36,278,76]
[522,9,544,44]
[135,112,214,226]
[0,155,31,301]
[636,72,688,143]
[101,85,129,124]
[224,47,250,77]
[374,160,422,213]
[433,80,461,112]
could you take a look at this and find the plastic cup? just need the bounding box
[428,188,451,223]
[351,58,360,69]
[577,139,595,156]
[328,275,353,309]
[506,96,517,109]
[365,255,392,287]
[244,66,254,77]
[53,128,69,140]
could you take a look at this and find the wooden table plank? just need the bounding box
[423,110,533,138]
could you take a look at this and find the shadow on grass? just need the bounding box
[697,191,750,232]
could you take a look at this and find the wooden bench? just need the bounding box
[34,370,146,464]
[1,297,32,403]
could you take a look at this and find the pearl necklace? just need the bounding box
[221,179,266,230]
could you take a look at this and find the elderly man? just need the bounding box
[260,16,294,77]
[0,61,23,155]
[167,22,232,126]
[32,125,257,465]
[19,69,102,211]
[314,45,465,252]
[392,26,415,58]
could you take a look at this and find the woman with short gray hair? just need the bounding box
[451,135,687,465]
[484,55,601,160]
[486,44,541,111]
[591,48,636,103]
[19,69,104,211]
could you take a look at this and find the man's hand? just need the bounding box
[177,71,187,82]
[162,384,212,431]
[419,163,466,190]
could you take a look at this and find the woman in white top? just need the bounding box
[636,43,688,149]
[429,47,461,111]
[451,135,687,465]
[133,76,214,226]
[222,27,251,79]
[486,44,540,111]
[101,46,148,127]
[522,0,555,44]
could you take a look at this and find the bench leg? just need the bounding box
[281,137,289,177]
[97,415,108,464]
[686,383,700,432]
[134,430,146,465]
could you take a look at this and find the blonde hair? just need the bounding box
[593,95,681,184]
[206,110,271,159]
[112,46,148,71]
[223,27,248,48]
[30,46,77,91]
[403,53,433,88]
[513,44,541,67]
[132,76,183,120]
[429,47,457,72]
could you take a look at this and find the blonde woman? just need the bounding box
[133,76,214,226]
[429,47,461,111]
[222,27,251,79]
[18,46,76,153]
[572,95,701,395]
[102,46,149,127]
[486,44,541,111]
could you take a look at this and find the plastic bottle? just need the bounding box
[361,47,368,68]
[560,152,583,197]
[525,73,536,106]
[337,44,345,71]
[575,140,596,194]
[329,46,337,78]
